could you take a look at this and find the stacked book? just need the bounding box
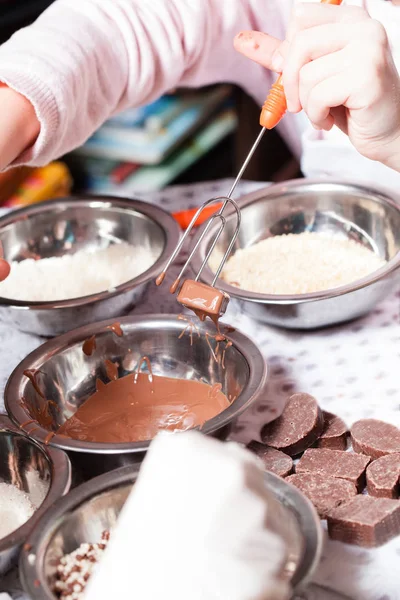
[73,86,237,194]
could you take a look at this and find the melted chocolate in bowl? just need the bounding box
[57,372,230,443]
[11,317,253,449]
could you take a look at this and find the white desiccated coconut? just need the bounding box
[0,242,159,302]
[210,232,386,295]
[0,482,36,539]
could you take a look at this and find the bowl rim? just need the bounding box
[19,465,322,599]
[0,195,180,309]
[5,314,267,454]
[0,415,71,554]
[190,178,400,304]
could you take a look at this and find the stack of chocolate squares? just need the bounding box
[248,393,400,548]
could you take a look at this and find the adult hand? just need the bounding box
[234,3,400,171]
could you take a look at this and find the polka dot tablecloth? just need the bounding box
[0,180,399,600]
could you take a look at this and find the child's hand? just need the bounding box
[0,84,40,171]
[0,259,10,281]
[0,243,10,282]
[234,3,400,171]
[0,85,37,280]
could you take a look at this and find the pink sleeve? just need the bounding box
[0,0,268,167]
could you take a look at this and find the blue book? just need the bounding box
[75,86,232,165]
[83,107,237,194]
[106,96,177,128]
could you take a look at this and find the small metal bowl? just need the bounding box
[5,314,267,479]
[0,415,71,575]
[191,179,400,329]
[20,465,322,599]
[0,196,180,336]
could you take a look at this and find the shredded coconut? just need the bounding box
[0,482,36,539]
[210,232,386,295]
[0,242,159,302]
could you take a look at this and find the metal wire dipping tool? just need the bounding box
[156,0,343,320]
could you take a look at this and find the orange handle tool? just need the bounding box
[260,0,343,130]
[173,202,223,230]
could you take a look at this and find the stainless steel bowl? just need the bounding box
[0,415,71,575]
[5,314,267,479]
[191,179,400,329]
[20,465,322,599]
[0,196,180,336]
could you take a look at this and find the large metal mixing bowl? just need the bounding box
[0,196,180,336]
[0,415,71,575]
[5,314,267,479]
[191,179,400,329]
[19,465,322,599]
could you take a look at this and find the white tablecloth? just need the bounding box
[0,179,399,600]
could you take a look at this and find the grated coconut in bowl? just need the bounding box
[0,242,158,302]
[209,232,386,295]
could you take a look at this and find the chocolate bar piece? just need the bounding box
[176,279,229,322]
[327,495,400,547]
[316,411,348,451]
[366,453,400,499]
[296,448,370,491]
[247,441,293,477]
[350,419,400,460]
[287,473,357,518]
[261,393,324,457]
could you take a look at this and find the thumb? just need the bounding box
[0,242,10,281]
[0,259,10,282]
[234,30,287,73]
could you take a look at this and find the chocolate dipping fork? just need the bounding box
[156,0,343,321]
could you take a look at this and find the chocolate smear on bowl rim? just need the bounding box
[106,322,123,337]
[23,369,45,399]
[20,371,56,430]
[82,335,96,356]
[104,359,119,382]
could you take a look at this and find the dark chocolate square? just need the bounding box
[327,495,400,547]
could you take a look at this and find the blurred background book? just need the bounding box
[68,86,237,194]
[0,85,237,205]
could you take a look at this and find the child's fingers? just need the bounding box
[285,19,389,113]
[286,2,369,42]
[298,49,347,114]
[0,259,10,281]
[234,31,287,72]
[283,23,354,112]
[303,72,350,129]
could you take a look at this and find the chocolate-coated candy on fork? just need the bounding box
[177,280,229,323]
